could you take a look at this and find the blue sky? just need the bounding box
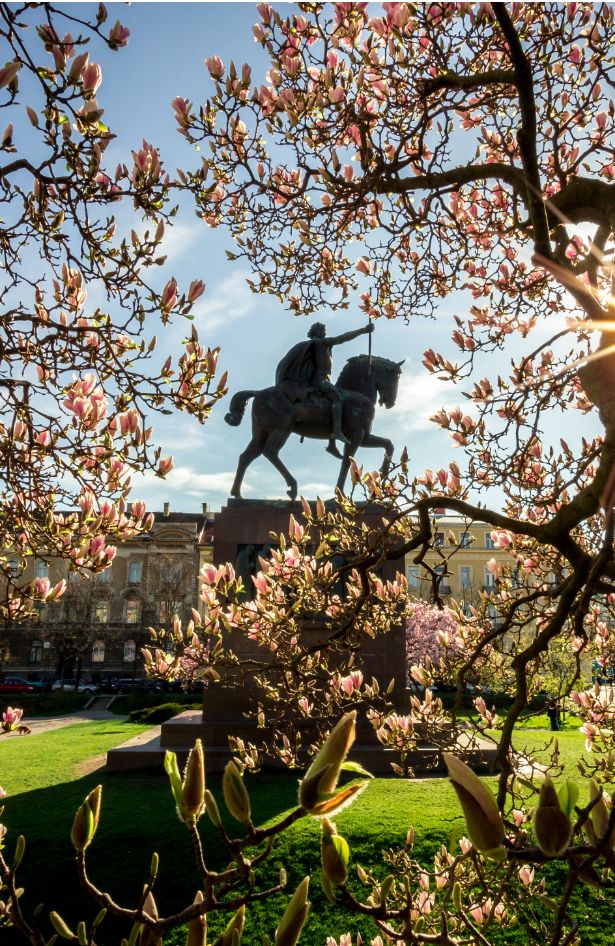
[69,3,599,513]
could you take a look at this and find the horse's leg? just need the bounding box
[336,435,364,496]
[262,432,297,500]
[359,431,395,477]
[230,432,267,498]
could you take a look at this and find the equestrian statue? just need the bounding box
[225,321,403,500]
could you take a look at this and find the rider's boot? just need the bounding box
[331,401,350,447]
[326,438,344,459]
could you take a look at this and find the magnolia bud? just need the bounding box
[186,891,207,946]
[321,818,349,887]
[50,912,75,940]
[534,778,571,857]
[587,780,613,848]
[299,712,358,813]
[71,785,102,852]
[219,905,245,946]
[205,788,221,828]
[275,877,310,946]
[444,754,505,859]
[223,761,251,823]
[182,740,206,822]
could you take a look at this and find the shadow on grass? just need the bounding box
[3,766,302,945]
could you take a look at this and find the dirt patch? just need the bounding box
[74,753,107,777]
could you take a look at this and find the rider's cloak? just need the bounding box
[275,340,318,388]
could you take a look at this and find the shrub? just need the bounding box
[128,702,200,724]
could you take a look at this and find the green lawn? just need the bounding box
[0,722,612,946]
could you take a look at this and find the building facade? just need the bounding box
[1,504,214,683]
[405,513,514,612]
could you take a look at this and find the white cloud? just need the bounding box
[159,221,203,262]
[192,271,257,332]
[135,466,244,498]
[380,371,460,435]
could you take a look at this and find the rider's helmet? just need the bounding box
[308,322,326,339]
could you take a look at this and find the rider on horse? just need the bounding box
[275,321,374,458]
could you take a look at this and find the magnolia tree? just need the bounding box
[0,2,226,620]
[147,1,615,942]
[4,4,615,946]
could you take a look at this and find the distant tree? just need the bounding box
[45,573,113,686]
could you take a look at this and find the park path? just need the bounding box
[21,708,127,735]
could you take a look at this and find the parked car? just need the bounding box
[51,679,98,694]
[0,677,36,694]
[116,678,162,693]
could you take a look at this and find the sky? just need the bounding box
[58,2,599,514]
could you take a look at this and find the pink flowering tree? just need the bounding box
[0,3,226,619]
[173,0,615,780]
[405,602,462,680]
[146,4,615,941]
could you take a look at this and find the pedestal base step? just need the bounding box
[105,712,498,775]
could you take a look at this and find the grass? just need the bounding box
[0,722,612,946]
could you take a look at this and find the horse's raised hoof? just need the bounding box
[287,485,297,501]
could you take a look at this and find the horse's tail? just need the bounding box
[224,390,258,427]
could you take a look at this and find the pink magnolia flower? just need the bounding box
[2,706,23,731]
[34,576,50,597]
[0,60,20,90]
[108,20,130,49]
[188,279,205,304]
[459,836,472,854]
[518,865,534,886]
[160,279,178,314]
[205,55,224,80]
[81,62,102,97]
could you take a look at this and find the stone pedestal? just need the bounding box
[107,499,497,774]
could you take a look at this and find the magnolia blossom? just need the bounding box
[1,706,23,731]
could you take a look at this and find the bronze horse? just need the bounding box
[225,354,403,500]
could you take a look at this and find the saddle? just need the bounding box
[277,381,334,406]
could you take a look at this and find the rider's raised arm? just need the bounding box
[327,324,373,347]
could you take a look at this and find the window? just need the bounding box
[34,559,48,579]
[484,568,496,588]
[459,566,472,588]
[123,639,136,663]
[487,604,504,629]
[125,600,140,624]
[434,532,444,548]
[93,601,109,623]
[511,569,522,589]
[407,566,420,590]
[92,640,105,663]
[435,564,450,593]
[98,567,112,583]
[485,532,495,550]
[460,532,472,549]
[128,561,142,584]
[161,562,182,584]
[29,639,42,663]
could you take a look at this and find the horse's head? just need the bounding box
[337,354,404,407]
[376,358,404,409]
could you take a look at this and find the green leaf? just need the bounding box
[163,751,183,809]
[341,761,373,779]
[331,834,350,868]
[558,780,579,817]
